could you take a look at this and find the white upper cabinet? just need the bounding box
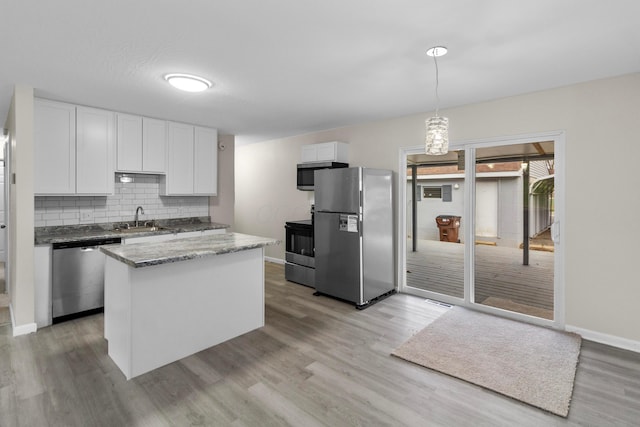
[116,115,167,173]
[76,106,115,195]
[35,98,212,197]
[34,99,76,195]
[142,118,167,173]
[162,122,218,196]
[193,126,218,195]
[164,122,195,195]
[116,113,143,172]
[300,141,348,163]
[34,99,115,195]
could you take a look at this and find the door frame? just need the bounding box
[397,130,566,328]
[2,132,10,296]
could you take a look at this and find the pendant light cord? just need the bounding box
[433,52,441,117]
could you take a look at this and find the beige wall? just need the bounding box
[236,73,640,344]
[209,134,235,230]
[5,86,35,328]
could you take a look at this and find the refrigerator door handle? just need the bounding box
[359,189,363,236]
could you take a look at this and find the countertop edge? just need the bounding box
[101,233,279,268]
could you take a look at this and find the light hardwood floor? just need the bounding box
[1,262,639,426]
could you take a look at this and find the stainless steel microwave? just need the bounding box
[296,162,348,190]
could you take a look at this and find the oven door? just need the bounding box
[285,223,314,267]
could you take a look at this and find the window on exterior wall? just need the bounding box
[442,184,452,202]
[422,186,442,199]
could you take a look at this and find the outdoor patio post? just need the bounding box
[523,159,530,266]
[411,164,418,252]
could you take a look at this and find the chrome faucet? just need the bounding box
[135,206,144,227]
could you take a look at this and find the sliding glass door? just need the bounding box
[405,155,465,301]
[473,143,555,320]
[401,132,563,325]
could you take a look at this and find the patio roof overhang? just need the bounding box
[407,141,555,167]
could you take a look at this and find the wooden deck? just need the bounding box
[406,239,554,318]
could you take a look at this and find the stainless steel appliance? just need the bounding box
[52,237,121,321]
[297,161,348,190]
[314,167,395,308]
[284,219,315,287]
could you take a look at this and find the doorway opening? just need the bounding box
[1,130,9,326]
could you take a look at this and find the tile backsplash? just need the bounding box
[34,174,210,227]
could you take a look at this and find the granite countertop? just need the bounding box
[100,232,279,268]
[34,217,230,245]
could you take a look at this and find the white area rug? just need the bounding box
[392,306,581,417]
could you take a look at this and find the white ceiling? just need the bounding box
[2,1,639,145]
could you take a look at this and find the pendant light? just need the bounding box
[425,46,449,155]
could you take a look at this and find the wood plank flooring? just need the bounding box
[1,262,639,426]
[407,239,554,313]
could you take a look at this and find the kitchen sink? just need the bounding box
[113,224,171,233]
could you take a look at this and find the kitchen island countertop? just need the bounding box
[100,232,279,268]
[103,231,277,379]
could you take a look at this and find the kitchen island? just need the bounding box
[100,232,278,379]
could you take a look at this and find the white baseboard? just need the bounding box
[9,303,37,337]
[265,256,285,265]
[566,324,640,354]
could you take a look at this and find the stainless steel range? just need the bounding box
[284,219,315,287]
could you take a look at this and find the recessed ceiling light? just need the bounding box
[164,73,212,92]
[426,46,448,57]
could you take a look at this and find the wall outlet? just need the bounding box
[80,210,94,221]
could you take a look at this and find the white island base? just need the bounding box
[104,247,265,379]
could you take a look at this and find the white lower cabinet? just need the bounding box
[35,245,53,328]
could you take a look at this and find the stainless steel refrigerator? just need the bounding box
[314,167,394,308]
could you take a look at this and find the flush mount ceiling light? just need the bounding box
[425,46,449,155]
[164,73,212,92]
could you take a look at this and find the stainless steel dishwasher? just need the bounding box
[52,237,121,322]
